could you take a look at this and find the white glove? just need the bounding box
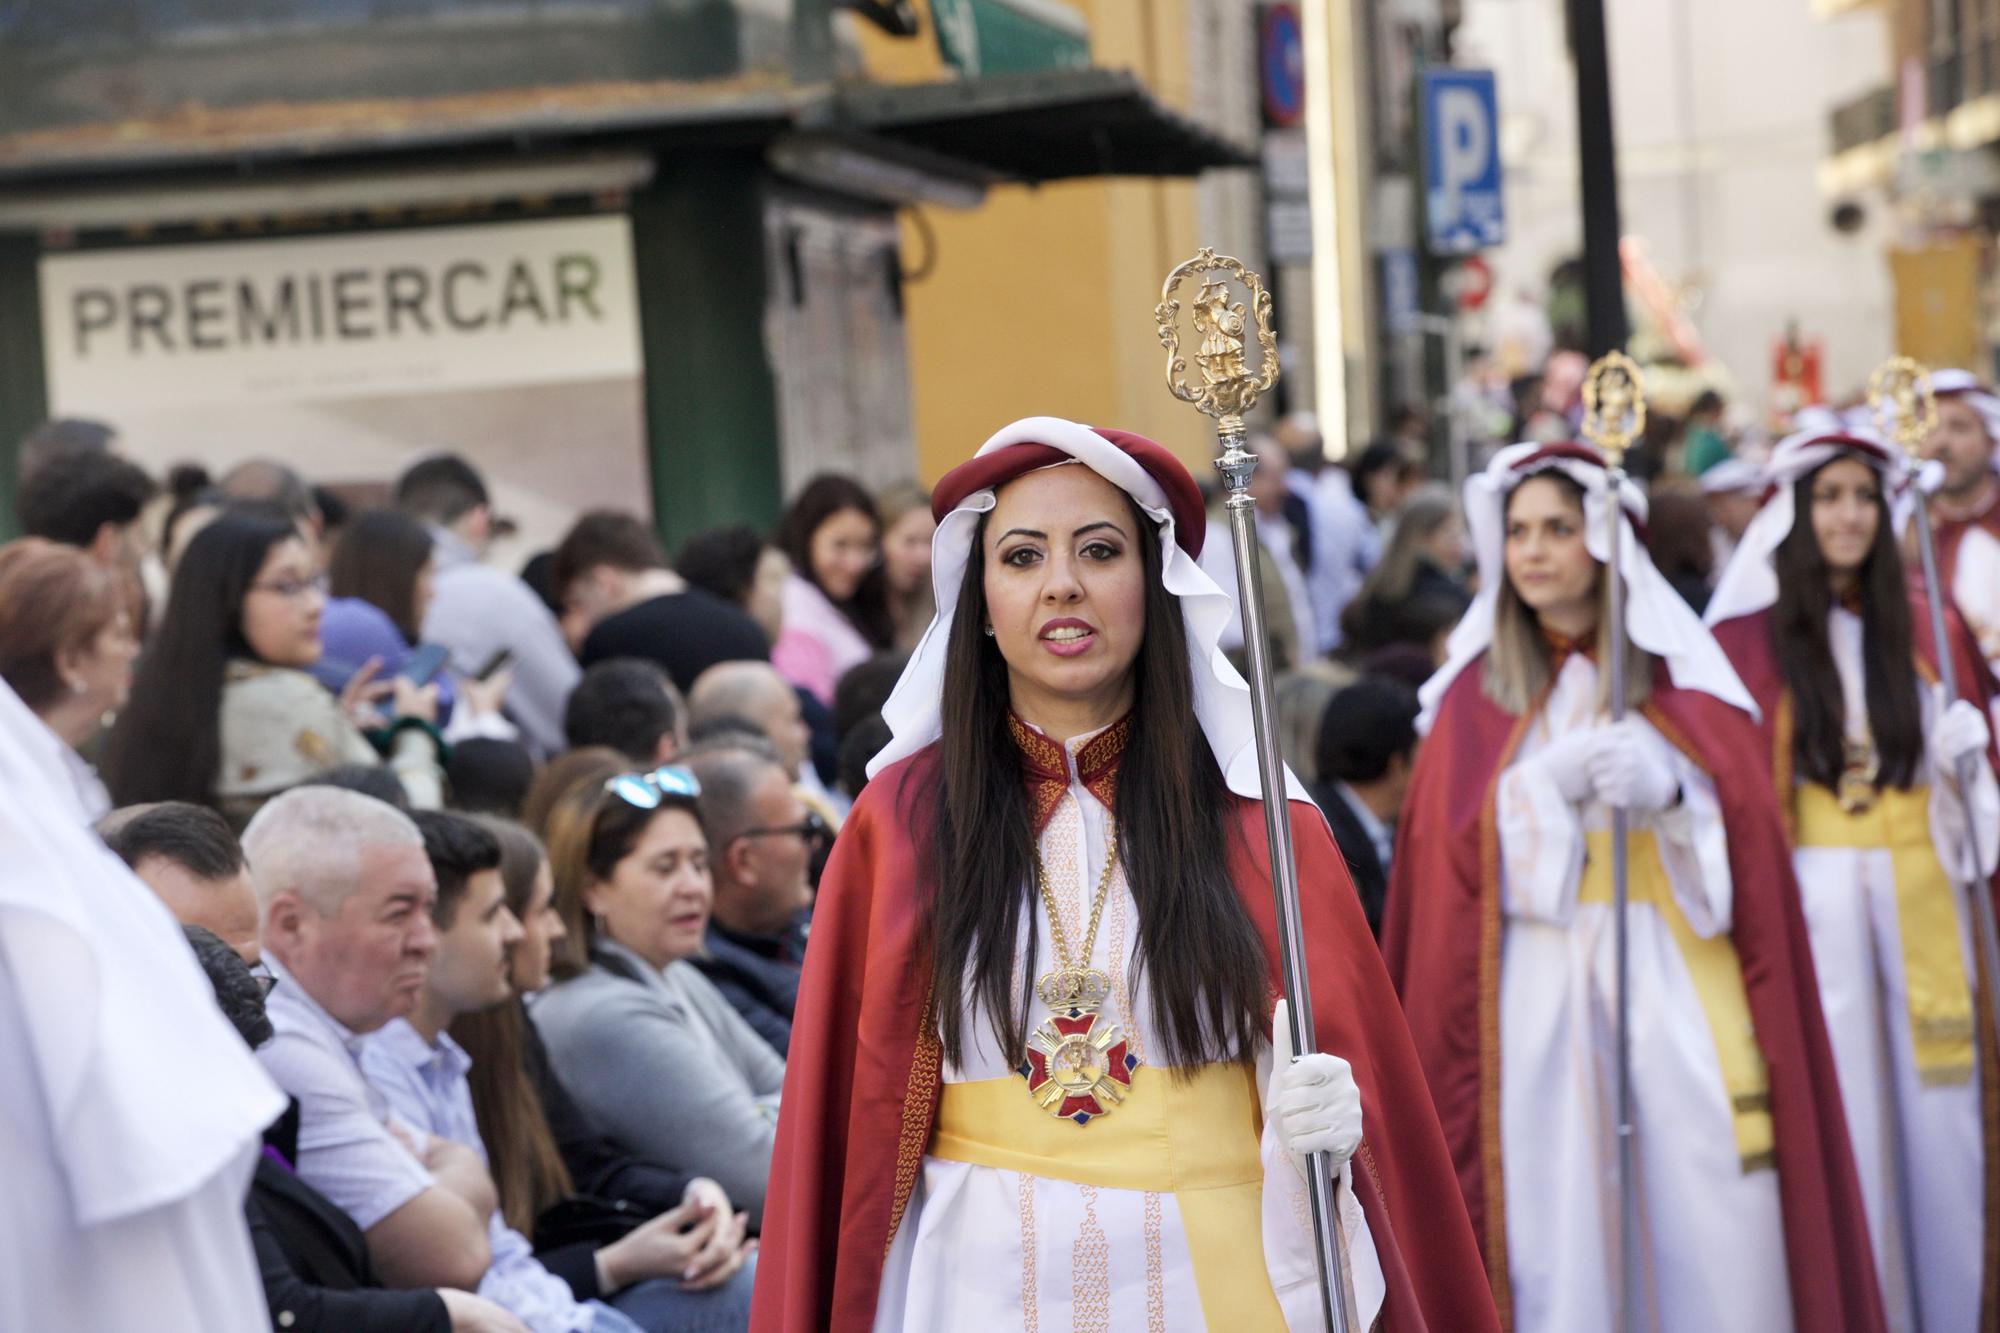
[1916,458,1948,498]
[1266,998,1363,1182]
[1931,698,1992,769]
[1533,726,1599,806]
[1585,719,1680,812]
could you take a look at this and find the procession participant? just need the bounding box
[1383,441,1882,1333]
[1706,420,2000,1330]
[1922,369,2000,674]
[751,417,1498,1332]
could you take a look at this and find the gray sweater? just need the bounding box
[529,939,785,1224]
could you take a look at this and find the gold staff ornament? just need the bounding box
[1581,350,1647,465]
[1155,248,1280,435]
[1869,354,1939,455]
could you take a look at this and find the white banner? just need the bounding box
[41,214,643,415]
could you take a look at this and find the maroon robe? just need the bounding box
[750,735,1501,1332]
[1710,593,2000,1327]
[1379,656,1885,1332]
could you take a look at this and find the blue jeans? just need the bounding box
[598,1254,757,1333]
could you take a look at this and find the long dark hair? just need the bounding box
[917,493,1267,1071]
[328,509,433,642]
[102,510,298,806]
[1771,462,1920,788]
[778,474,895,649]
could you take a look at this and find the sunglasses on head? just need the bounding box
[604,764,702,809]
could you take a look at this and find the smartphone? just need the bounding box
[399,643,451,686]
[473,647,516,681]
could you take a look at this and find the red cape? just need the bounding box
[750,744,1501,1332]
[1379,659,1885,1332]
[1711,594,2000,1327]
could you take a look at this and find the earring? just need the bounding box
[69,678,87,696]
[982,625,995,636]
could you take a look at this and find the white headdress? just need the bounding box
[1929,368,2000,459]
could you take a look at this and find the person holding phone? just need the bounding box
[323,511,519,745]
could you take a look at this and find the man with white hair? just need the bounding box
[1926,370,2000,673]
[245,785,528,1331]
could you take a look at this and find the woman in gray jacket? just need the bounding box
[531,764,786,1226]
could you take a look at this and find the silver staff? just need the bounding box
[1156,250,1355,1333]
[1871,358,2000,1067]
[1581,351,1646,1333]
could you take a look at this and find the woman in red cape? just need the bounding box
[1381,441,1882,1333]
[750,417,1497,1331]
[1704,419,2000,1329]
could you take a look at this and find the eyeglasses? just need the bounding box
[248,963,280,1000]
[732,809,831,848]
[249,573,329,602]
[605,764,702,809]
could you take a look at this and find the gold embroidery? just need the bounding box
[1144,1191,1166,1332]
[1072,1183,1111,1333]
[886,991,941,1256]
[1018,1170,1040,1333]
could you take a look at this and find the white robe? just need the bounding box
[1950,522,2000,683]
[1495,652,1794,1333]
[1790,608,1999,1333]
[874,724,1383,1332]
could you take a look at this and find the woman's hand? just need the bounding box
[1584,719,1679,811]
[1265,998,1363,1182]
[390,676,440,727]
[458,665,514,718]
[337,657,391,730]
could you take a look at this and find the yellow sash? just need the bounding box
[931,1065,1284,1328]
[1580,830,1775,1172]
[1792,783,1975,1086]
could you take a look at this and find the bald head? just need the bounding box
[688,661,808,773]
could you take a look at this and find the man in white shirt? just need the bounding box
[243,785,530,1331]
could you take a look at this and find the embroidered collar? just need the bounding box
[1007,712,1131,835]
[1541,626,1597,670]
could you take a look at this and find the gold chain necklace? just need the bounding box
[1018,818,1140,1125]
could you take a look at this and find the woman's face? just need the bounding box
[982,465,1147,730]
[809,507,880,603]
[584,807,712,971]
[1424,513,1468,574]
[749,547,791,643]
[63,610,140,720]
[508,857,566,994]
[1808,455,1881,581]
[1502,475,1598,632]
[412,554,437,633]
[883,506,936,598]
[241,537,326,667]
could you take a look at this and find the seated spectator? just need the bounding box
[674,525,789,646]
[445,818,759,1325]
[102,801,262,964]
[874,482,935,652]
[1644,483,1716,614]
[1337,483,1470,661]
[1351,438,1424,533]
[520,747,626,841]
[553,512,769,694]
[398,454,579,760]
[242,788,497,1295]
[220,459,324,542]
[0,675,283,1333]
[14,445,158,573]
[834,713,892,802]
[1273,661,1356,784]
[0,537,138,816]
[323,509,517,743]
[533,766,785,1224]
[685,746,823,1056]
[362,812,724,1333]
[448,738,538,819]
[772,476,896,707]
[17,415,117,483]
[828,651,908,742]
[102,511,444,818]
[687,660,841,823]
[1305,676,1419,936]
[564,658,685,764]
[180,924,523,1333]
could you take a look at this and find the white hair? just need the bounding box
[242,786,423,915]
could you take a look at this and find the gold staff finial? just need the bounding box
[1868,355,1939,457]
[1581,351,1646,467]
[1155,248,1279,436]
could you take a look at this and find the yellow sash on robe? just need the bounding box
[1579,829,1775,1172]
[1792,783,1975,1086]
[930,1064,1286,1328]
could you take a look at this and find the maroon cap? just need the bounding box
[932,427,1208,558]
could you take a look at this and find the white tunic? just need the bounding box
[1950,522,2000,682]
[1790,608,1999,1333]
[873,724,1383,1331]
[1495,652,1794,1333]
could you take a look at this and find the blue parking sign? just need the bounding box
[1422,69,1504,255]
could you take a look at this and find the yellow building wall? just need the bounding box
[852,0,1223,485]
